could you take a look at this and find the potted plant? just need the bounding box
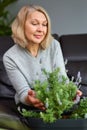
[18,68,87,130]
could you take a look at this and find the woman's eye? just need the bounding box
[43,24,47,26]
[43,23,47,27]
[31,22,47,27]
[32,23,38,25]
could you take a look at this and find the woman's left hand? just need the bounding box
[74,90,82,104]
[76,89,82,97]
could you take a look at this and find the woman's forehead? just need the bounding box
[27,10,47,21]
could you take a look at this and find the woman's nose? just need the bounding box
[37,25,43,32]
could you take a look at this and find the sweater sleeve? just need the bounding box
[52,40,68,78]
[3,54,30,104]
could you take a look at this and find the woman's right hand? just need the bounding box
[26,89,46,110]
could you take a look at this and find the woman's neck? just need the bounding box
[26,43,39,57]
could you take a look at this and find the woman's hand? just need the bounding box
[76,89,82,97]
[26,89,46,110]
[74,89,82,104]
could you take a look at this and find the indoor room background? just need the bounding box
[7,0,87,36]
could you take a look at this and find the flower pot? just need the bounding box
[26,118,87,130]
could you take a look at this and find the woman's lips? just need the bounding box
[34,35,43,39]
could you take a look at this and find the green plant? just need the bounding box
[0,0,17,36]
[19,68,87,123]
[71,97,87,119]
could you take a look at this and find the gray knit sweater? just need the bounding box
[3,39,67,104]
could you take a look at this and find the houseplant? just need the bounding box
[19,68,87,130]
[0,0,17,36]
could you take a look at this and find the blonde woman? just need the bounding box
[3,5,82,111]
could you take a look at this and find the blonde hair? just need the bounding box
[11,5,53,49]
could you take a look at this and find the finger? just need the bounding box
[34,103,46,110]
[77,90,82,96]
[28,95,45,110]
[34,102,44,107]
[28,95,41,105]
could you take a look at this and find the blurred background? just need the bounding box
[4,0,87,36]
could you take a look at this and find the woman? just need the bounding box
[3,5,82,111]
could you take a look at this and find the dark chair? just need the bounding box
[60,34,87,97]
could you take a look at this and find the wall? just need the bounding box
[8,0,87,36]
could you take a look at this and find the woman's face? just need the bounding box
[24,11,47,44]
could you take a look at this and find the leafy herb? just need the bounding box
[19,68,87,123]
